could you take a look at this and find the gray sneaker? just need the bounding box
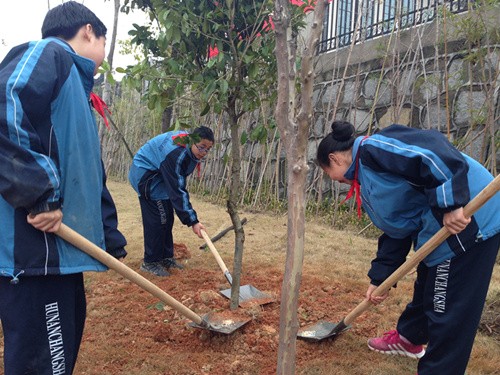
[161,257,184,270]
[140,262,170,276]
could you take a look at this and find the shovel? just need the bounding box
[56,224,251,334]
[298,174,500,341]
[201,229,274,306]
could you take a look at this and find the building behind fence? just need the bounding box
[320,0,470,53]
[104,1,499,214]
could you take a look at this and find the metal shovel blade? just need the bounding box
[201,230,274,307]
[189,312,251,334]
[219,284,275,306]
[297,320,351,342]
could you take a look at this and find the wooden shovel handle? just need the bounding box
[201,229,233,284]
[343,174,500,326]
[56,224,203,325]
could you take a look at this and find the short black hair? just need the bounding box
[192,126,215,143]
[42,1,107,40]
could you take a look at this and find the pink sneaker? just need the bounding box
[367,330,425,359]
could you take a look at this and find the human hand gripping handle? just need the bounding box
[191,222,206,238]
[443,207,471,234]
[27,209,63,233]
[366,283,389,305]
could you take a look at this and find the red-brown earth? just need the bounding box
[1,181,498,374]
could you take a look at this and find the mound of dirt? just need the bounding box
[2,181,497,375]
[75,181,500,374]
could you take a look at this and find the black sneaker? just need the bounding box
[161,257,184,270]
[140,262,170,276]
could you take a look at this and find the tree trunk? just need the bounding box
[274,1,328,374]
[227,98,244,311]
[102,0,120,107]
[108,0,120,69]
[100,0,121,143]
[162,106,173,132]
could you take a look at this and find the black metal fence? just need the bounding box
[319,0,470,53]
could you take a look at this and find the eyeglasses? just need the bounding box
[195,143,211,154]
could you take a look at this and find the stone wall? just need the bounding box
[303,12,500,199]
[191,10,499,204]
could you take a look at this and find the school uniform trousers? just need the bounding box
[0,273,86,374]
[139,196,175,263]
[397,234,500,375]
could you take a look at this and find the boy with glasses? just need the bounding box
[129,126,214,276]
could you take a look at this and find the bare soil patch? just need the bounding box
[1,180,498,374]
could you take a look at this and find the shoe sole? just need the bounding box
[163,262,184,270]
[140,266,170,277]
[164,264,184,270]
[368,344,425,359]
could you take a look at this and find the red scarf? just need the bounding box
[172,133,201,178]
[342,136,368,219]
[89,92,110,129]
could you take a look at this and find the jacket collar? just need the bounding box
[44,37,96,97]
[171,131,201,163]
[344,136,364,181]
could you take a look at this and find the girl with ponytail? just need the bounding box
[316,121,500,375]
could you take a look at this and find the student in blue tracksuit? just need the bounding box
[129,126,214,276]
[316,121,500,375]
[0,2,127,374]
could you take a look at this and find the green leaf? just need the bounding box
[106,72,116,85]
[161,9,171,22]
[167,59,180,73]
[147,302,165,311]
[214,102,223,114]
[175,81,185,96]
[248,63,257,79]
[203,81,217,99]
[219,80,229,94]
[200,103,210,116]
[250,124,268,143]
[240,131,248,145]
[172,27,181,44]
[207,57,216,68]
[100,60,111,71]
[147,95,157,110]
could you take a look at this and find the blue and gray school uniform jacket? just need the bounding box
[0,38,127,280]
[128,131,200,227]
[345,125,500,285]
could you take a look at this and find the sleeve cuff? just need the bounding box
[188,220,199,227]
[28,200,62,215]
[107,247,127,259]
